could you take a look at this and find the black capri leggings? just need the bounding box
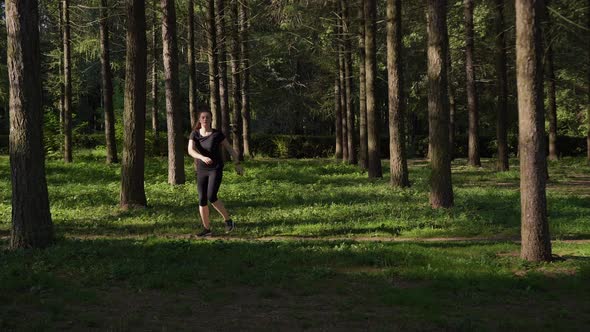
[197,168,223,206]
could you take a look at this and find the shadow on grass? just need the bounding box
[1,238,589,330]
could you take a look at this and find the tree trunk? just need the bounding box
[216,0,230,142]
[339,38,348,162]
[357,0,367,170]
[151,0,159,149]
[334,76,343,159]
[207,0,221,127]
[161,0,185,185]
[545,0,558,161]
[341,0,355,165]
[100,0,118,164]
[229,0,243,160]
[427,0,453,208]
[386,0,409,187]
[515,0,552,262]
[588,0,590,166]
[62,0,73,163]
[464,0,481,167]
[365,0,382,178]
[446,24,456,161]
[7,0,54,249]
[495,0,509,171]
[240,0,251,157]
[188,0,198,128]
[58,2,64,138]
[120,0,147,209]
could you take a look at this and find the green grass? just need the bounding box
[1,150,590,330]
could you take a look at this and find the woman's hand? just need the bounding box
[200,156,213,165]
[235,164,244,176]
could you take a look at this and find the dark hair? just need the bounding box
[192,109,213,132]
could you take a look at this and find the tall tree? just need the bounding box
[365,0,382,178]
[334,75,343,159]
[229,0,243,159]
[151,0,159,147]
[239,0,251,157]
[386,0,409,187]
[188,0,198,128]
[427,0,453,208]
[216,0,230,141]
[120,0,148,209]
[339,28,349,162]
[545,0,558,161]
[161,0,185,184]
[62,0,72,163]
[7,0,54,248]
[357,0,367,170]
[341,0,356,164]
[588,0,590,165]
[464,0,481,167]
[448,49,456,161]
[207,0,220,127]
[515,0,551,262]
[495,0,509,171]
[100,0,118,164]
[58,2,64,138]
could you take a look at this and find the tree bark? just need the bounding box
[58,2,64,138]
[339,32,348,162]
[100,0,118,164]
[545,0,558,161]
[216,0,230,142]
[341,0,356,165]
[445,22,456,161]
[207,0,221,127]
[240,0,251,157]
[515,0,552,262]
[427,0,453,208]
[357,0,367,170]
[386,0,409,187]
[151,0,159,149]
[334,76,343,159]
[588,0,590,165]
[229,0,243,160]
[464,0,481,167]
[161,0,185,185]
[62,0,72,163]
[365,0,382,178]
[7,0,54,249]
[120,0,148,209]
[495,0,509,171]
[188,0,198,128]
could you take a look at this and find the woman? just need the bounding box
[187,110,244,237]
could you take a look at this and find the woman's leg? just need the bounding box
[197,170,211,229]
[208,169,230,221]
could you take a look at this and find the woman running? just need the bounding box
[187,110,244,237]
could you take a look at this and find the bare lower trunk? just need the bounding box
[339,44,348,162]
[342,0,355,164]
[545,0,558,161]
[495,0,509,171]
[151,0,159,148]
[358,1,367,170]
[207,0,220,127]
[120,0,147,209]
[515,0,551,262]
[100,0,118,164]
[229,0,243,160]
[334,77,343,159]
[387,0,409,187]
[188,0,198,128]
[464,0,480,167]
[7,0,54,249]
[161,0,185,184]
[427,0,453,208]
[216,0,230,141]
[365,0,382,178]
[62,0,72,163]
[239,0,251,157]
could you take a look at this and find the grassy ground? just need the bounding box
[1,150,589,330]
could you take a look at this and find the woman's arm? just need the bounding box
[188,139,213,165]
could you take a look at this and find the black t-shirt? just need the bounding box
[190,129,226,170]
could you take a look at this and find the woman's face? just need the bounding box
[199,112,212,128]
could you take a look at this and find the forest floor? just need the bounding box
[1,151,590,330]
